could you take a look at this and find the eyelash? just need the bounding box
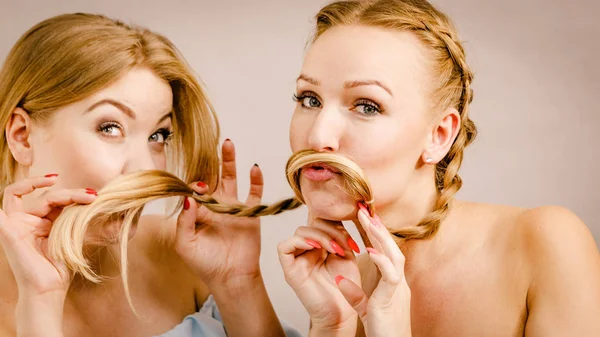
[293,92,383,115]
[152,128,174,145]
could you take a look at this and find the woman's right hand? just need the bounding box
[278,215,362,335]
[0,175,97,336]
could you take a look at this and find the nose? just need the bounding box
[122,143,155,174]
[307,107,344,153]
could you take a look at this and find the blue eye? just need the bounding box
[354,99,381,116]
[149,129,173,144]
[293,92,322,109]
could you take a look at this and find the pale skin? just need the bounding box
[0,67,285,337]
[280,24,600,336]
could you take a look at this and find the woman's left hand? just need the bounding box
[335,204,413,337]
[174,139,264,288]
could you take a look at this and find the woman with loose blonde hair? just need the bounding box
[277,0,600,336]
[0,13,300,337]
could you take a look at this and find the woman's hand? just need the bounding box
[174,139,285,337]
[0,174,97,336]
[174,139,264,288]
[278,215,362,335]
[336,203,412,337]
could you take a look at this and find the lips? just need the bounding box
[304,163,340,173]
[301,162,340,182]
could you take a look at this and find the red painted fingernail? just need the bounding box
[330,241,345,257]
[183,198,190,210]
[197,181,207,188]
[86,191,98,196]
[335,275,345,286]
[357,202,368,214]
[347,237,360,254]
[366,247,379,255]
[305,239,322,249]
[44,174,58,178]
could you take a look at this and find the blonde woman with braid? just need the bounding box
[278,0,600,336]
[0,13,301,337]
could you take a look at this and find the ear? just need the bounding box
[5,107,34,166]
[421,107,460,165]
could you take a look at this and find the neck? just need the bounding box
[353,168,439,243]
[67,243,125,295]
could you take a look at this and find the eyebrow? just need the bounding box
[344,80,393,97]
[85,98,173,124]
[296,74,393,96]
[85,99,136,119]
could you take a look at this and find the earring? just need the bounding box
[425,156,433,163]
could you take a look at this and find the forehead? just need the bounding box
[90,67,173,114]
[302,25,430,92]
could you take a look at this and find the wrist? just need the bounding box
[16,293,65,337]
[207,271,264,297]
[309,315,357,337]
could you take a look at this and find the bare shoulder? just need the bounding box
[513,206,600,335]
[514,206,599,260]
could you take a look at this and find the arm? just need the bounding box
[210,273,285,337]
[523,206,600,336]
[15,293,65,337]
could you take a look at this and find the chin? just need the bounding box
[302,187,358,221]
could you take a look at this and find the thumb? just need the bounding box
[175,197,197,246]
[336,275,368,323]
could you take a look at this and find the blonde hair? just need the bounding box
[0,13,220,206]
[49,150,372,283]
[312,0,478,240]
[0,13,220,313]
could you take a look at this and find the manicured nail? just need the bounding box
[347,237,360,254]
[366,247,379,255]
[44,174,58,178]
[305,239,322,249]
[357,202,369,215]
[183,197,190,210]
[197,181,207,188]
[85,188,97,195]
[330,241,345,257]
[335,275,345,286]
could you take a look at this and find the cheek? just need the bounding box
[351,121,426,202]
[30,130,126,191]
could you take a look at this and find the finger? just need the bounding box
[189,181,210,196]
[23,188,97,219]
[2,175,58,213]
[219,139,238,198]
[357,205,385,253]
[277,234,322,268]
[361,211,406,272]
[366,247,402,299]
[295,226,345,257]
[175,197,198,247]
[309,216,359,256]
[245,164,263,206]
[336,275,369,323]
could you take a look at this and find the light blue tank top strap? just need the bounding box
[156,295,304,337]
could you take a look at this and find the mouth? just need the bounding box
[301,162,341,182]
[304,162,341,173]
